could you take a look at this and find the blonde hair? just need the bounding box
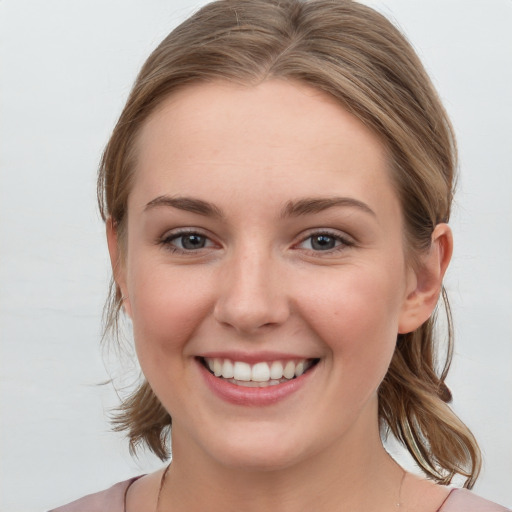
[98,0,481,486]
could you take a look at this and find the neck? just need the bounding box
[158,413,404,512]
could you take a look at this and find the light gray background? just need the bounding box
[0,1,511,511]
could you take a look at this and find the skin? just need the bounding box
[108,80,453,511]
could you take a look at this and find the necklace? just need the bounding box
[155,464,407,511]
[396,468,407,508]
[155,463,171,512]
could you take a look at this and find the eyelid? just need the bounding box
[156,227,355,255]
[160,226,208,239]
[294,228,355,252]
[158,227,219,253]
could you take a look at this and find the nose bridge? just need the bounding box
[214,241,288,333]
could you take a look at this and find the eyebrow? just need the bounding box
[281,197,376,218]
[144,195,375,219]
[144,195,224,218]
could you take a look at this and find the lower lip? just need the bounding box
[197,360,314,406]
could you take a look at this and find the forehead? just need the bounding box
[130,79,397,219]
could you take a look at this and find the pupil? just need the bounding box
[311,235,335,250]
[182,234,205,250]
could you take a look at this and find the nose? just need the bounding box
[213,246,290,334]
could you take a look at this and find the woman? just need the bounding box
[51,0,509,510]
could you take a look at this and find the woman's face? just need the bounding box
[114,80,425,470]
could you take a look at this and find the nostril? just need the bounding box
[212,264,290,333]
[213,295,290,334]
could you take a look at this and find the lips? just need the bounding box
[200,357,319,388]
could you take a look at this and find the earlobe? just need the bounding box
[106,218,132,317]
[398,224,453,334]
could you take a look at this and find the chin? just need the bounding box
[194,422,316,472]
[212,444,304,472]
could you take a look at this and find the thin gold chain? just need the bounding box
[397,469,407,508]
[155,463,171,512]
[155,464,407,511]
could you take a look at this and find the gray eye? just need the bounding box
[309,234,337,250]
[179,234,207,250]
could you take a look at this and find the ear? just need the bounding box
[398,223,453,334]
[106,218,132,317]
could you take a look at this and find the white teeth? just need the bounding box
[228,378,288,387]
[251,362,270,382]
[221,359,234,379]
[283,361,295,379]
[204,357,315,384]
[233,361,252,381]
[270,361,284,380]
[235,380,260,387]
[213,359,222,377]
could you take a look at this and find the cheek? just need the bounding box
[127,261,214,370]
[295,264,404,374]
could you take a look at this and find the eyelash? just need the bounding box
[158,229,215,254]
[295,229,355,254]
[158,228,354,255]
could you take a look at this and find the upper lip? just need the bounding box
[196,351,319,364]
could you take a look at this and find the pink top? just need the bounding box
[49,478,510,512]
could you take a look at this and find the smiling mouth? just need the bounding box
[199,357,320,387]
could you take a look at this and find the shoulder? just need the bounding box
[48,476,143,512]
[439,488,510,512]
